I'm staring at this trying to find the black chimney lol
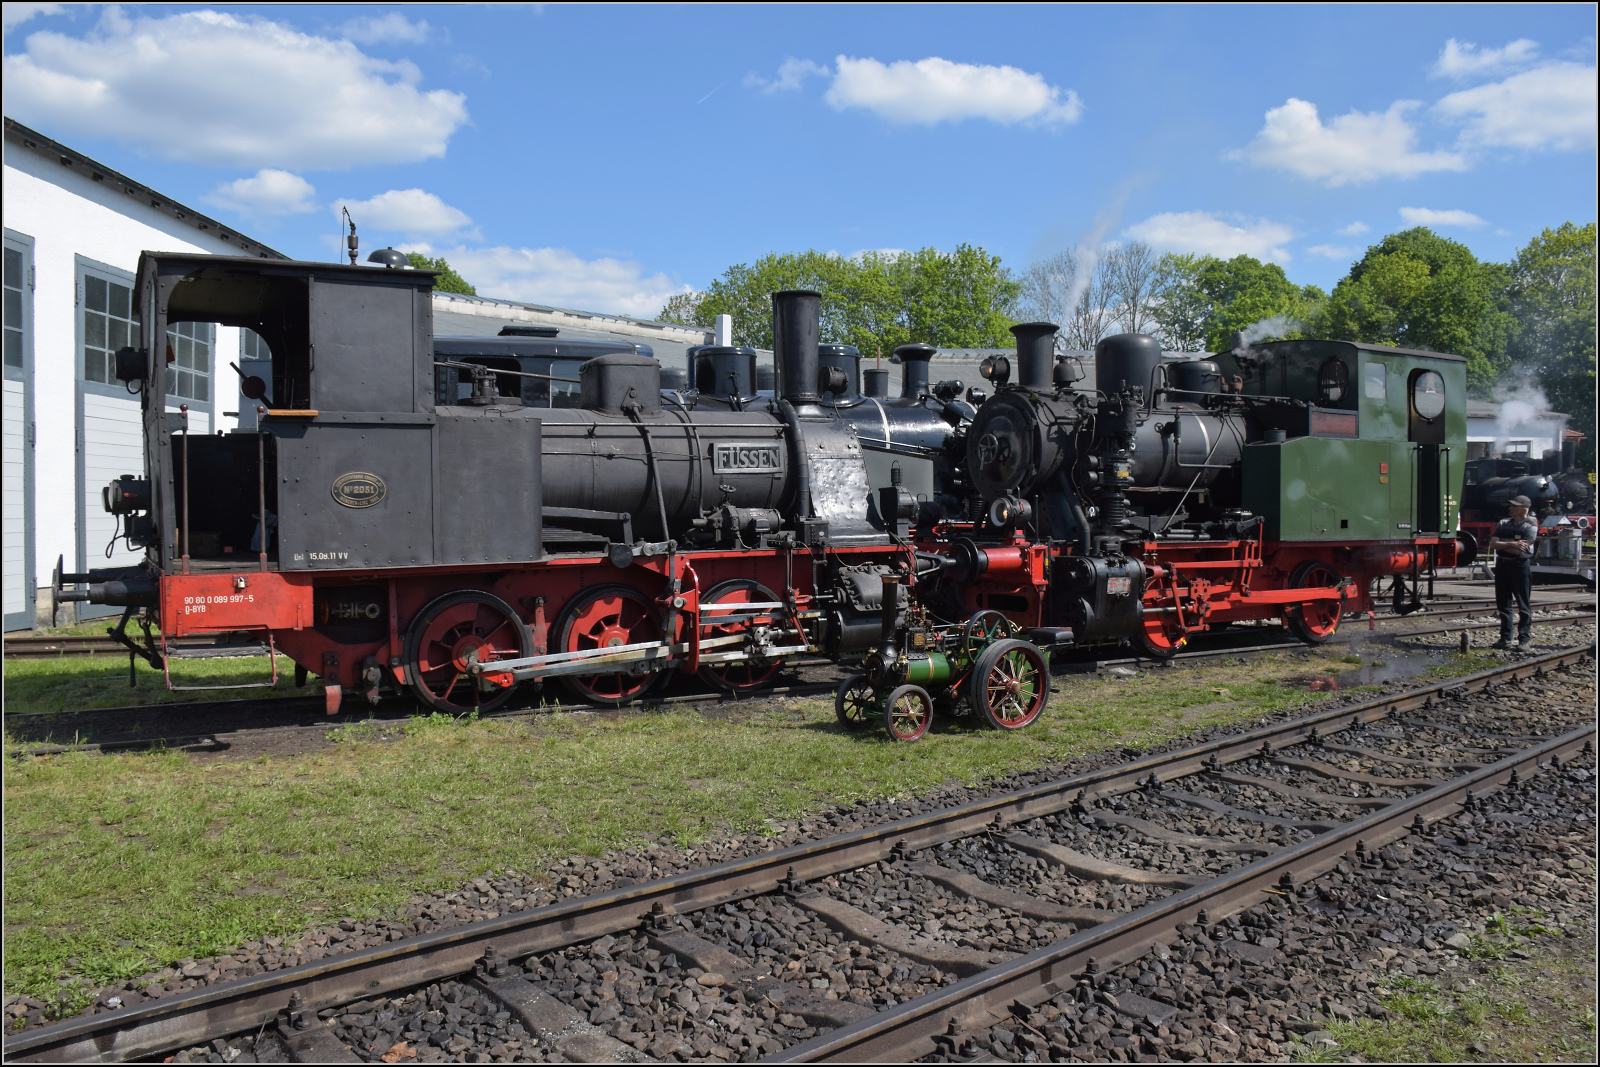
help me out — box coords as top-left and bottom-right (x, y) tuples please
(771, 290), (822, 407)
(1011, 322), (1058, 392)
(894, 342), (936, 400)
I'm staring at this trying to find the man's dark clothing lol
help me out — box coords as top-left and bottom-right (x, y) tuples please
(1492, 515), (1539, 643)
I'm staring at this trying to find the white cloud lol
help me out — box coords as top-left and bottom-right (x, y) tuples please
(1336, 221), (1370, 236)
(426, 246), (689, 319)
(3, 8), (467, 169)
(1431, 38), (1539, 79)
(744, 57), (830, 93)
(1307, 244), (1353, 259)
(338, 12), (431, 45)
(1231, 97), (1467, 185)
(2, 4), (62, 29)
(1435, 61), (1597, 151)
(1398, 207), (1487, 228)
(333, 189), (474, 237)
(1123, 211), (1294, 264)
(204, 169), (318, 218)
(824, 55), (1082, 126)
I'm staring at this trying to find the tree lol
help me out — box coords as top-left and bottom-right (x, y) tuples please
(405, 253), (476, 296)
(656, 246), (1019, 357)
(1150, 253), (1210, 352)
(1103, 241), (1162, 336)
(1193, 255), (1323, 352)
(1507, 222), (1597, 469)
(1316, 227), (1511, 392)
(657, 291), (705, 326)
(1017, 247), (1117, 351)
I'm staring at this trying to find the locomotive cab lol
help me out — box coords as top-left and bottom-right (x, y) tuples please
(105, 253), (545, 580)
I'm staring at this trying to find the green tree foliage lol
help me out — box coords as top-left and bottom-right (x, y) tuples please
(1507, 222), (1597, 469)
(1150, 253), (1323, 352)
(1316, 228), (1512, 392)
(405, 252), (477, 296)
(1150, 253), (1209, 352)
(657, 291), (704, 326)
(657, 246), (1019, 357)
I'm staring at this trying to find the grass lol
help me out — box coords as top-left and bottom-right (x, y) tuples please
(3, 654), (317, 717)
(0, 645), (1512, 1014)
(1302, 913), (1597, 1063)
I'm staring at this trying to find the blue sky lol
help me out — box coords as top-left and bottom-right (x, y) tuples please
(4, 4), (1595, 317)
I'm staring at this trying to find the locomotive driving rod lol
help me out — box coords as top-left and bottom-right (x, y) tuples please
(472, 633), (813, 685)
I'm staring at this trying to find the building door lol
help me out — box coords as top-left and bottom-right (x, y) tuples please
(4, 231), (36, 631)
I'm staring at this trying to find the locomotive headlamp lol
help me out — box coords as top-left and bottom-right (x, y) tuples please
(1411, 370), (1445, 421)
(979, 355), (1010, 385)
(988, 496), (1033, 527)
(1316, 358), (1348, 405)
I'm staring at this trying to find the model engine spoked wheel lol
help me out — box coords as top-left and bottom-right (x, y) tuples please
(960, 609), (1016, 661)
(1285, 560), (1344, 644)
(970, 638), (1049, 729)
(883, 683), (934, 742)
(404, 590), (534, 715)
(698, 579), (785, 693)
(834, 673), (878, 731)
(555, 584), (665, 706)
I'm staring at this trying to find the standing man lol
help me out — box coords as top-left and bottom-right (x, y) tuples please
(1489, 495), (1539, 652)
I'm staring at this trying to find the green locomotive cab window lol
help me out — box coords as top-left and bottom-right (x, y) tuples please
(1316, 358), (1348, 405)
(1363, 361), (1387, 400)
(1411, 370), (1445, 421)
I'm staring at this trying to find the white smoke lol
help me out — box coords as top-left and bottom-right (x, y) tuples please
(1063, 201), (1124, 315)
(1491, 369), (1561, 457)
(1231, 315), (1302, 357)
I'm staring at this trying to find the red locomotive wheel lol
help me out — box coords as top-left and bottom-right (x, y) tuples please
(1285, 561), (1343, 644)
(404, 590), (534, 714)
(698, 580), (786, 693)
(970, 638), (1049, 729)
(835, 673), (877, 730)
(883, 684), (934, 742)
(555, 584), (665, 706)
(1136, 611), (1188, 659)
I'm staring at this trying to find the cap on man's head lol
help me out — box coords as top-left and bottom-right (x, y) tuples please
(1510, 495), (1532, 508)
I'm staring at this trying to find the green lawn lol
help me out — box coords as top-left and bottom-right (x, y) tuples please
(0, 645), (1502, 1015)
(3, 653), (316, 719)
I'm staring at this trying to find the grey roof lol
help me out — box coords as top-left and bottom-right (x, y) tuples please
(1467, 399), (1568, 420)
(4, 117), (286, 259)
(432, 291), (711, 369)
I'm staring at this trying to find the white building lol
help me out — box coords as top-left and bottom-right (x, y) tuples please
(3, 117), (286, 630)
(1465, 399), (1571, 465)
(3, 118), (712, 631)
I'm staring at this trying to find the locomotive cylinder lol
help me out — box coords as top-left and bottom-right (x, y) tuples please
(1011, 322), (1059, 392)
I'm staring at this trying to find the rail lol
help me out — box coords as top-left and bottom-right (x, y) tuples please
(5, 643), (1591, 1063)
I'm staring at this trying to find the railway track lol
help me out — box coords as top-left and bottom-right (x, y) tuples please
(7, 605), (1594, 758)
(5, 595), (1589, 661)
(6, 644), (1593, 1064)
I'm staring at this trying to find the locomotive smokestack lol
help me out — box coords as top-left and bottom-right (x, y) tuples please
(772, 290), (822, 408)
(894, 343), (936, 400)
(1011, 322), (1058, 391)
